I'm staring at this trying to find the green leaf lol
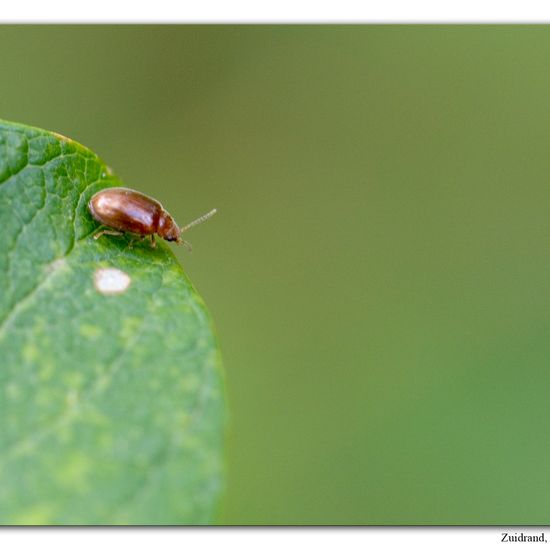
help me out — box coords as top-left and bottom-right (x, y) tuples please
(0, 120), (226, 525)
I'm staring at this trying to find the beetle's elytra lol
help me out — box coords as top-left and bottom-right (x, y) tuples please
(88, 187), (216, 249)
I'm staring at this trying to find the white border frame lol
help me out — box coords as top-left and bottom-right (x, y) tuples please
(2, 0), (550, 23)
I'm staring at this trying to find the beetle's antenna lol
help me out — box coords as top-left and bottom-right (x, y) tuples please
(180, 208), (217, 233)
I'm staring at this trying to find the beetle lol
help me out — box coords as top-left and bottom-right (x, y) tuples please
(88, 187), (216, 249)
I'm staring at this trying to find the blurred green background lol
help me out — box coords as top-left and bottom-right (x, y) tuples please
(3, 25), (550, 524)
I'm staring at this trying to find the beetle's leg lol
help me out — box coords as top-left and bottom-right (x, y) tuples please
(127, 235), (147, 250)
(93, 228), (124, 240)
(149, 234), (157, 249)
(91, 225), (107, 238)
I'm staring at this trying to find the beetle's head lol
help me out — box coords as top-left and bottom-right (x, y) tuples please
(158, 212), (181, 242)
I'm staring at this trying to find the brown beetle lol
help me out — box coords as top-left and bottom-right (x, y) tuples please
(88, 187), (216, 249)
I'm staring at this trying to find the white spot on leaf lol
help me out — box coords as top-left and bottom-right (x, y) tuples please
(93, 268), (131, 295)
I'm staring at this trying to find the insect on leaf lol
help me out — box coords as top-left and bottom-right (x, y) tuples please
(0, 119), (226, 525)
